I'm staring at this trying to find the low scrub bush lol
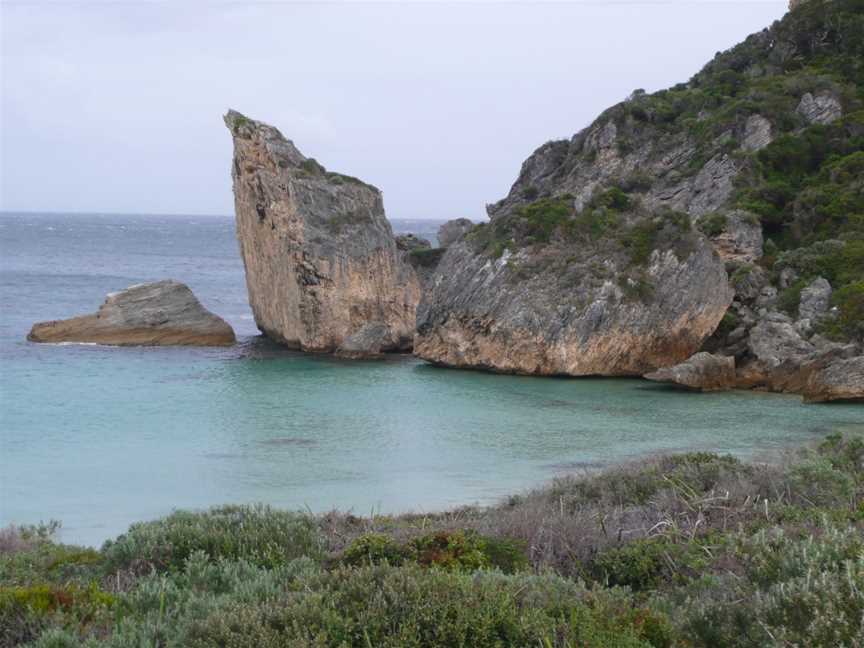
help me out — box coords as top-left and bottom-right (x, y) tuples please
(101, 504), (325, 573)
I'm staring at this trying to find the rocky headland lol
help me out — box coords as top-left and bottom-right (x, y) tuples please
(28, 280), (235, 346)
(412, 0), (863, 400)
(224, 110), (420, 358)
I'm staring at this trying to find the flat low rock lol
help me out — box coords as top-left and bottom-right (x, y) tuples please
(645, 352), (736, 391)
(28, 280), (236, 346)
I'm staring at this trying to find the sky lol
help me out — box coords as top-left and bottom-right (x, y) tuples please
(0, 0), (787, 221)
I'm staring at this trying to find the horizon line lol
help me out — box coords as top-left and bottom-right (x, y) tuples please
(0, 209), (456, 222)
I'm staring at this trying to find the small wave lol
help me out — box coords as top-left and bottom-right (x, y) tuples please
(52, 341), (102, 346)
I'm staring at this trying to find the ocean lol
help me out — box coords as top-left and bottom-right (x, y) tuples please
(1, 211), (862, 547)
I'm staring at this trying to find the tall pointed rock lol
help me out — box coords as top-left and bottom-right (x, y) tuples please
(224, 110), (420, 354)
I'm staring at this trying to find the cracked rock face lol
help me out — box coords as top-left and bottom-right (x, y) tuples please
(224, 110), (420, 354)
(796, 92), (843, 125)
(803, 356), (864, 403)
(416, 236), (732, 376)
(28, 280), (235, 346)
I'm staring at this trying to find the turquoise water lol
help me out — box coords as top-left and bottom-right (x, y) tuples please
(1, 213), (862, 547)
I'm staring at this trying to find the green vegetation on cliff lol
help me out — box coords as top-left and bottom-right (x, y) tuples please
(3, 433), (863, 647)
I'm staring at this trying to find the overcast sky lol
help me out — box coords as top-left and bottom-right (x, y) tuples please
(1, 0), (786, 220)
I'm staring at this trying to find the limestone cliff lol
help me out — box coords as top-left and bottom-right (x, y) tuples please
(224, 110), (420, 355)
(416, 0), (863, 391)
(28, 281), (235, 346)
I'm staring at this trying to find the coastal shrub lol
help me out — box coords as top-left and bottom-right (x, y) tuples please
(182, 566), (667, 648)
(9, 434), (864, 647)
(776, 278), (807, 316)
(101, 504), (325, 573)
(697, 212), (727, 237)
(408, 530), (490, 571)
(788, 456), (856, 506)
(714, 310), (740, 339)
(830, 280), (864, 340)
(516, 196), (574, 243)
(0, 583), (115, 648)
(590, 537), (710, 591)
(0, 541), (102, 588)
(681, 527), (864, 647)
(342, 533), (405, 567)
(298, 158), (326, 176)
(590, 186), (632, 212)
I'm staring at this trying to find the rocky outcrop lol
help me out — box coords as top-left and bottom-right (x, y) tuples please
(224, 110), (420, 354)
(416, 234), (733, 376)
(741, 115), (773, 152)
(645, 352), (737, 391)
(797, 277), (832, 334)
(802, 356), (864, 403)
(437, 219), (474, 248)
(796, 92), (842, 125)
(708, 211), (764, 264)
(28, 281), (235, 346)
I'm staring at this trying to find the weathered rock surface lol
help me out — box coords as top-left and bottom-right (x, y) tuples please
(797, 277), (832, 334)
(710, 211), (764, 263)
(28, 281), (235, 346)
(645, 352), (737, 391)
(335, 322), (390, 360)
(224, 110), (420, 354)
(741, 114), (773, 152)
(802, 356), (864, 403)
(747, 313), (816, 368)
(796, 91), (842, 125)
(416, 235), (733, 376)
(437, 218), (474, 248)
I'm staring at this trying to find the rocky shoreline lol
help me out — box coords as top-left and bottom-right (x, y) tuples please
(27, 2), (863, 403)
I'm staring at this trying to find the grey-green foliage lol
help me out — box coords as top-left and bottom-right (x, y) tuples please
(100, 504), (325, 573)
(681, 526), (864, 648)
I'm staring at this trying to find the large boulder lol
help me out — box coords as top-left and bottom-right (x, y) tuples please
(803, 356), (864, 403)
(645, 352), (737, 391)
(416, 229), (733, 376)
(28, 281), (235, 346)
(224, 110), (420, 354)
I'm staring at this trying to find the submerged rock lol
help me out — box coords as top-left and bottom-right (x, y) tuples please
(645, 352), (736, 391)
(224, 110), (420, 354)
(28, 281), (235, 346)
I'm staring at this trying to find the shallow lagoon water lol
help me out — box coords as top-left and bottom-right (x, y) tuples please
(1, 212), (862, 546)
